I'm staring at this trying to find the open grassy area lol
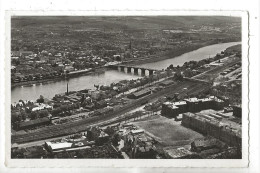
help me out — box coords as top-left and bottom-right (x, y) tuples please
(133, 116), (204, 146)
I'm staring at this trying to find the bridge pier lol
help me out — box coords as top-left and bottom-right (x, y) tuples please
(124, 67), (128, 73)
(138, 68), (142, 76)
(145, 69), (150, 76)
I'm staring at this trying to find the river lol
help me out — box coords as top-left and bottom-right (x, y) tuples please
(11, 42), (240, 103)
(138, 42), (241, 70)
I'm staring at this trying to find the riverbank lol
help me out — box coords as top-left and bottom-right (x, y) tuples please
(125, 40), (241, 66)
(11, 67), (105, 88)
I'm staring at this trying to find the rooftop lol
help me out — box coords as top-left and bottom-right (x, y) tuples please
(132, 88), (152, 97)
(45, 141), (73, 151)
(164, 147), (193, 159)
(184, 97), (199, 102)
(172, 101), (187, 106)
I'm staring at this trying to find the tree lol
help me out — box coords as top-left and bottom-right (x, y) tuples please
(169, 64), (174, 69)
(111, 133), (121, 146)
(21, 111), (26, 120)
(174, 71), (183, 81)
(39, 110), (49, 118)
(30, 111), (38, 120)
(25, 107), (32, 114)
(36, 95), (44, 104)
(51, 108), (62, 116)
(104, 126), (115, 136)
(11, 112), (21, 124)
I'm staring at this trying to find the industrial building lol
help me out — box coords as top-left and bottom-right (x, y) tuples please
(161, 96), (228, 119)
(44, 136), (95, 153)
(232, 105), (242, 118)
(161, 101), (187, 118)
(182, 112), (241, 147)
(128, 88), (152, 99)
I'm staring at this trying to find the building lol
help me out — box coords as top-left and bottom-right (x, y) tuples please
(182, 112), (241, 147)
(163, 147), (198, 159)
(89, 90), (101, 100)
(161, 102), (179, 118)
(44, 138), (93, 153)
(199, 98), (215, 110)
(87, 126), (109, 145)
(184, 97), (202, 112)
(214, 98), (226, 110)
(161, 101), (188, 119)
(191, 138), (223, 152)
(45, 141), (73, 153)
(12, 51), (34, 57)
(172, 101), (188, 113)
(18, 117), (51, 130)
(64, 65), (75, 72)
(159, 80), (174, 87)
(232, 105), (242, 118)
(128, 88), (152, 99)
(161, 96), (227, 119)
(124, 132), (157, 159)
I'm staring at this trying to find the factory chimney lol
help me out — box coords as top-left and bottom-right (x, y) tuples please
(66, 82), (69, 95)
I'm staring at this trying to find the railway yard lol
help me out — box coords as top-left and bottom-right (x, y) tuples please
(11, 79), (210, 144)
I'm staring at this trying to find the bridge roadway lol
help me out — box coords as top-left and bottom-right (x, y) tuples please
(12, 79), (210, 144)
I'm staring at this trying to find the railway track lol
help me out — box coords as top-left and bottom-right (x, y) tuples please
(12, 80), (209, 144)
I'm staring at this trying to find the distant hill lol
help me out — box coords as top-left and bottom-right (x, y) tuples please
(12, 16), (241, 31)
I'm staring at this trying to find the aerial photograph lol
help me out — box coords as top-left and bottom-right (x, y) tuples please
(10, 16), (242, 159)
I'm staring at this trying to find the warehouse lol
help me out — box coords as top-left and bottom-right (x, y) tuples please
(128, 88), (152, 99)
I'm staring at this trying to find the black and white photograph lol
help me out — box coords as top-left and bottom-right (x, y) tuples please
(1, 0), (260, 170)
(9, 15), (244, 160)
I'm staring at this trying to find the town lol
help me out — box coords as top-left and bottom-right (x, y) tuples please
(11, 16), (240, 87)
(11, 41), (242, 159)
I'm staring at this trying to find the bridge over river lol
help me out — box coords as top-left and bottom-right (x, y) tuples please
(107, 64), (159, 76)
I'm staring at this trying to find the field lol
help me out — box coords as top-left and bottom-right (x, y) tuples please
(133, 116), (204, 146)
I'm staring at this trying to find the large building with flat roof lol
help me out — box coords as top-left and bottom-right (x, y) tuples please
(162, 96), (227, 119)
(128, 88), (152, 99)
(182, 112), (241, 147)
